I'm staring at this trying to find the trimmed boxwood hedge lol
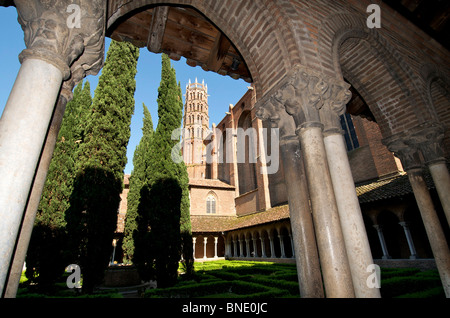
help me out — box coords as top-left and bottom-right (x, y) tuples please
(146, 261), (444, 299)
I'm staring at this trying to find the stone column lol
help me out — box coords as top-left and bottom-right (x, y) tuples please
(399, 222), (417, 259)
(214, 237), (218, 259)
(203, 237), (208, 259)
(4, 82), (72, 298)
(256, 93), (323, 297)
(278, 234), (286, 258)
(386, 137), (450, 297)
(273, 65), (354, 298)
(192, 237), (197, 259)
(320, 80), (380, 298)
(0, 0), (105, 295)
(260, 232), (267, 258)
(373, 224), (391, 259)
(233, 238), (238, 257)
(252, 237), (259, 257)
(412, 124), (450, 226)
(268, 234), (275, 258)
(245, 237), (251, 258)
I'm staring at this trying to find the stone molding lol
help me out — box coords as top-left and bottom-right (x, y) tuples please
(15, 0), (105, 81)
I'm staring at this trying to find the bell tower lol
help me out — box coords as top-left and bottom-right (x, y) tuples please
(182, 78), (209, 178)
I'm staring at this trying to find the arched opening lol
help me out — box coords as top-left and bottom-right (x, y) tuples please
(333, 27), (423, 138)
(377, 210), (407, 259)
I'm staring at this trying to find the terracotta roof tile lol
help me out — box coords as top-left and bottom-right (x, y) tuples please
(191, 171), (437, 233)
(189, 178), (235, 189)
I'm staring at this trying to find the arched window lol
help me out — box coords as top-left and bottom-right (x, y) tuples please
(206, 194), (216, 214)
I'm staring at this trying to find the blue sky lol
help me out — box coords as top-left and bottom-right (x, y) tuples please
(0, 7), (249, 174)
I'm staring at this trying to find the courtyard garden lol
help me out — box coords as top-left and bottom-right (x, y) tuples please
(16, 260), (444, 298)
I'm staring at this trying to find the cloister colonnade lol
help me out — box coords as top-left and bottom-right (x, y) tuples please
(0, 0), (449, 299)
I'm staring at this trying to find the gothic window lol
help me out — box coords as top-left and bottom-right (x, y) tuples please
(206, 194), (216, 214)
(340, 113), (360, 151)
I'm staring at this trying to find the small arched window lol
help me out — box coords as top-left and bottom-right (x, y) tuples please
(206, 194), (216, 214)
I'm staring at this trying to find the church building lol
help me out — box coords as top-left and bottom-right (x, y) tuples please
(117, 78), (446, 267)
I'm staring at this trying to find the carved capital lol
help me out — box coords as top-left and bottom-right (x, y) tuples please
(15, 0), (105, 80)
(384, 136), (422, 171)
(255, 95), (296, 140)
(320, 81), (352, 135)
(271, 65), (327, 128)
(409, 123), (446, 165)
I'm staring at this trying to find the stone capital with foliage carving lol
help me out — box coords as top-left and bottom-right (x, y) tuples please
(383, 135), (422, 171)
(408, 123), (446, 165)
(256, 65), (352, 136)
(14, 0), (105, 81)
(255, 95), (296, 141)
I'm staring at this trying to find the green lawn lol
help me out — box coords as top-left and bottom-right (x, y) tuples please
(16, 260), (445, 298)
(144, 260), (445, 298)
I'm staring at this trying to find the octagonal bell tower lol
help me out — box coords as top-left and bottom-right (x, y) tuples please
(182, 78), (209, 178)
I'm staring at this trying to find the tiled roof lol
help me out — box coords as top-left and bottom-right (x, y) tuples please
(191, 205), (290, 233)
(355, 172), (435, 204)
(189, 178), (235, 189)
(191, 171), (437, 233)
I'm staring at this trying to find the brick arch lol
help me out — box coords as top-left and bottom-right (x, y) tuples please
(318, 12), (431, 137)
(420, 63), (450, 155)
(107, 0), (300, 98)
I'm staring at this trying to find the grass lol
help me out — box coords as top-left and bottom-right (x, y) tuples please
(16, 260), (445, 298)
(145, 260), (445, 298)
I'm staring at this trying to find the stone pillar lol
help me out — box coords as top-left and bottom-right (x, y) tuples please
(320, 81), (380, 298)
(256, 93), (323, 297)
(252, 237), (258, 257)
(245, 238), (251, 258)
(412, 124), (450, 226)
(214, 237), (218, 259)
(268, 234), (275, 258)
(279, 233), (286, 258)
(0, 0), (105, 295)
(203, 237), (208, 259)
(233, 238), (238, 257)
(4, 82), (72, 298)
(192, 237), (197, 259)
(386, 136), (450, 297)
(399, 222), (417, 259)
(373, 224), (391, 259)
(260, 232), (267, 258)
(273, 65), (354, 297)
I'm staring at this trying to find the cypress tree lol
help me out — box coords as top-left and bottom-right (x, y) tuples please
(26, 80), (92, 289)
(66, 40), (139, 293)
(123, 104), (154, 263)
(135, 54), (192, 287)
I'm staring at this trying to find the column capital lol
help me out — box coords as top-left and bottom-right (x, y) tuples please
(255, 95), (296, 141)
(383, 136), (423, 171)
(256, 64), (352, 135)
(15, 0), (105, 80)
(320, 80), (352, 136)
(409, 123), (446, 165)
